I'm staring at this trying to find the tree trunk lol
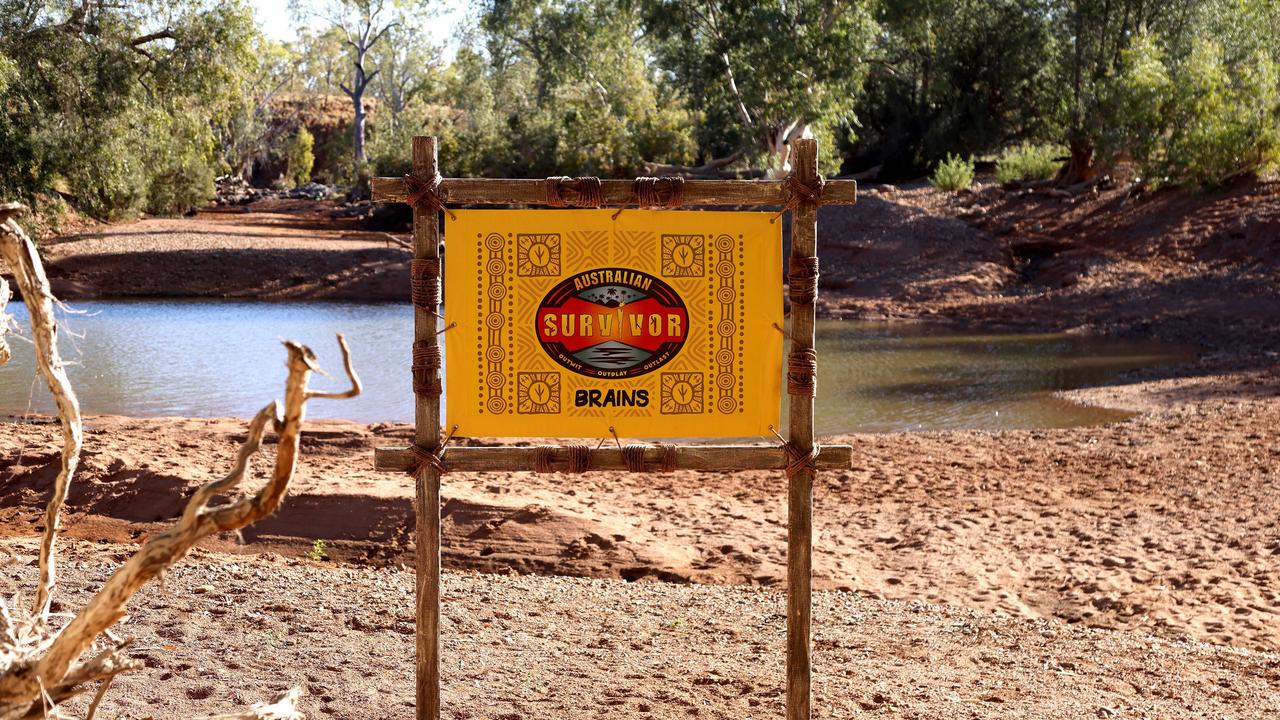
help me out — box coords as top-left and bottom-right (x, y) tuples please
(766, 121), (810, 179)
(353, 100), (367, 167)
(1059, 136), (1096, 186)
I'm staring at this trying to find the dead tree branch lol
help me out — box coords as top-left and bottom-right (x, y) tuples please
(0, 205), (354, 718)
(0, 273), (10, 370)
(0, 205), (82, 629)
(0, 337), (357, 718)
(199, 688), (302, 720)
(644, 150), (747, 178)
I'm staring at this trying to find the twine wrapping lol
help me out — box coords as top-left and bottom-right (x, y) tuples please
(659, 444), (679, 473)
(412, 340), (441, 395)
(410, 258), (440, 310)
(533, 446), (556, 473)
(403, 173), (456, 220)
(565, 444), (591, 473)
(621, 443), (680, 473)
(546, 176), (604, 208)
(408, 443), (446, 477)
(783, 172), (826, 212)
(788, 256), (820, 306)
(635, 177), (685, 209)
(782, 441), (820, 478)
(532, 444), (592, 473)
(622, 444), (647, 472)
(787, 348), (817, 398)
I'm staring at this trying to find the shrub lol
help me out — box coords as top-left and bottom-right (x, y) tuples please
(285, 126), (315, 188)
(1162, 40), (1280, 187)
(995, 143), (1062, 184)
(144, 106), (218, 216)
(930, 153), (975, 191)
(1105, 31), (1280, 188)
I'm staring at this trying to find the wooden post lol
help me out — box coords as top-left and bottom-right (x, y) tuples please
(411, 136), (443, 720)
(786, 138), (819, 720)
(372, 140), (855, 720)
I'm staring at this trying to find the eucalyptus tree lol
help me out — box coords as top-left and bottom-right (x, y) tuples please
(857, 0), (1057, 178)
(0, 0), (259, 217)
(368, 19), (442, 127)
(292, 0), (428, 167)
(1044, 0), (1280, 185)
(474, 0), (697, 177)
(637, 0), (878, 175)
(1046, 0), (1202, 183)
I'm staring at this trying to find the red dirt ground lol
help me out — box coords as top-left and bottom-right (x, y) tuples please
(2, 181), (1279, 717)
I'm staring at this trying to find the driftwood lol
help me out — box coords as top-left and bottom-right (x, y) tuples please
(0, 203), (361, 720)
(643, 150), (744, 178)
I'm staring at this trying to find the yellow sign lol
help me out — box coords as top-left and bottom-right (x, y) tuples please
(444, 209), (782, 438)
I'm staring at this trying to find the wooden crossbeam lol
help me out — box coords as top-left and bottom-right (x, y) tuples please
(371, 176), (857, 207)
(374, 444), (853, 474)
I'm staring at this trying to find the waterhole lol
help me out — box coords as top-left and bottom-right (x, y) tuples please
(1, 300), (1189, 434)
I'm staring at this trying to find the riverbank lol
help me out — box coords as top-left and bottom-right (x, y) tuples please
(3, 360), (1278, 654)
(20, 180), (1280, 349)
(30, 199), (411, 301)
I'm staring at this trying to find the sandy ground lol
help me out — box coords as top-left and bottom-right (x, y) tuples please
(3, 363), (1278, 656)
(2, 181), (1279, 716)
(1, 537), (1276, 720)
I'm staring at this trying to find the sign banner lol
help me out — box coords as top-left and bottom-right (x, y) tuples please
(444, 209), (782, 438)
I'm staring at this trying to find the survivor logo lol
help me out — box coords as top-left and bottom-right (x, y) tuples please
(536, 268), (688, 379)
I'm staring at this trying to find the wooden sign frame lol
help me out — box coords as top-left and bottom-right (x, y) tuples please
(373, 136), (856, 720)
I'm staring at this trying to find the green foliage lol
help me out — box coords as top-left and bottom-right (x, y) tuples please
(858, 0), (1059, 178)
(0, 52), (14, 93)
(1102, 22), (1280, 188)
(311, 122), (358, 185)
(309, 539), (328, 562)
(639, 0), (877, 173)
(215, 36), (300, 178)
(996, 143), (1063, 184)
(432, 1), (697, 178)
(0, 0), (259, 219)
(144, 106), (220, 215)
(286, 126), (316, 187)
(1164, 42), (1280, 186)
(930, 153), (975, 191)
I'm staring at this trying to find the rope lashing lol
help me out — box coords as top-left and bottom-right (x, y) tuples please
(410, 258), (440, 310)
(565, 444), (591, 473)
(782, 440), (821, 478)
(545, 176), (604, 208)
(532, 444), (593, 473)
(635, 176), (685, 209)
(621, 443), (680, 473)
(408, 443), (446, 477)
(411, 341), (441, 395)
(787, 348), (818, 397)
(771, 171), (828, 223)
(788, 256), (820, 306)
(783, 172), (826, 212)
(622, 444), (647, 473)
(402, 173), (457, 220)
(533, 446), (556, 473)
(659, 444), (679, 473)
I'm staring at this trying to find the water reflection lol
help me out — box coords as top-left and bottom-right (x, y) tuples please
(1, 300), (1190, 433)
